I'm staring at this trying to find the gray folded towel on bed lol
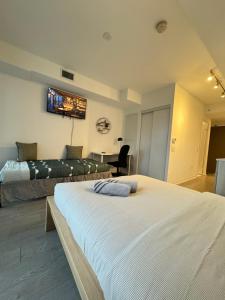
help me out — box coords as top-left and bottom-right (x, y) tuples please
(107, 179), (138, 193)
(93, 181), (131, 197)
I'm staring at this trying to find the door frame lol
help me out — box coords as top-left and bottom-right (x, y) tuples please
(198, 120), (211, 175)
(136, 105), (172, 180)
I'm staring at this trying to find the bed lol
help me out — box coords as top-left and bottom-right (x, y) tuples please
(0, 159), (111, 206)
(46, 175), (225, 300)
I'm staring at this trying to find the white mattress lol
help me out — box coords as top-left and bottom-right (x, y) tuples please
(55, 175), (225, 300)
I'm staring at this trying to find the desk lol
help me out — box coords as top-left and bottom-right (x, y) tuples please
(91, 152), (116, 163)
(91, 152), (132, 175)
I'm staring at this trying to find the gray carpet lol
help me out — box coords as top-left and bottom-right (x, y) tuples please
(0, 199), (81, 300)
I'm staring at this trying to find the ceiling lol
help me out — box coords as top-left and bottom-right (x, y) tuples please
(207, 111), (225, 125)
(178, 0), (225, 78)
(0, 0), (224, 104)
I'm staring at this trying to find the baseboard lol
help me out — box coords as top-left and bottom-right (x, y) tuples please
(173, 176), (198, 185)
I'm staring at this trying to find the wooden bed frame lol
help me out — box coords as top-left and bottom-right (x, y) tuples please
(45, 196), (104, 300)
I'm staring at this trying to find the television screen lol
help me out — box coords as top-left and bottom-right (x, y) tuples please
(47, 87), (87, 119)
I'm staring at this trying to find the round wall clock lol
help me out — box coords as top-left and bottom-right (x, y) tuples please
(96, 117), (111, 134)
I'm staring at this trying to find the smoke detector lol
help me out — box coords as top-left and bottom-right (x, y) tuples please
(155, 20), (168, 33)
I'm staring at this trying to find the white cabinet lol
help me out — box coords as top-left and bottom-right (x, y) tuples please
(215, 159), (225, 196)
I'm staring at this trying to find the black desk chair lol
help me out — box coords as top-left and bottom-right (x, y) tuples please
(108, 145), (130, 176)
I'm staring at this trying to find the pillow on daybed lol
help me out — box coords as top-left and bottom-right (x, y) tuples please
(66, 145), (83, 159)
(16, 142), (38, 161)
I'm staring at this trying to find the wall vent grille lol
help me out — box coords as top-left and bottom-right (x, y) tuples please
(61, 69), (74, 81)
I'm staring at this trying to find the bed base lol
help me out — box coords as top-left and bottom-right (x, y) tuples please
(45, 196), (104, 300)
(0, 171), (111, 207)
(0, 183), (2, 208)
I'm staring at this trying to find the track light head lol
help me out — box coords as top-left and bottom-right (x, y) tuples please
(207, 75), (213, 81)
(214, 81), (219, 89)
(207, 68), (225, 98)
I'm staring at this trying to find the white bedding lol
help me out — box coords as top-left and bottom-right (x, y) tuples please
(54, 175), (225, 300)
(0, 160), (30, 183)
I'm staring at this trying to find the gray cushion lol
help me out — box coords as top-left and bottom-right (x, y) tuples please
(16, 142), (37, 161)
(107, 179), (138, 193)
(92, 180), (131, 197)
(66, 145), (83, 159)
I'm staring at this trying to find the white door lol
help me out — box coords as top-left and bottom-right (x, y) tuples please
(139, 112), (153, 176)
(139, 107), (170, 180)
(149, 108), (170, 179)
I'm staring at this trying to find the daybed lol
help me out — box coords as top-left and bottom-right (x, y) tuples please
(46, 174), (225, 300)
(0, 159), (111, 206)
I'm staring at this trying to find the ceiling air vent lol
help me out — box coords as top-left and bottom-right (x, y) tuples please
(61, 69), (74, 81)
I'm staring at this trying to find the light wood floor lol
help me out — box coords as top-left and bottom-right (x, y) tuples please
(179, 175), (215, 193)
(0, 199), (81, 300)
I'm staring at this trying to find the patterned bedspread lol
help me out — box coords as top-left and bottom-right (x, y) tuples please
(28, 159), (111, 180)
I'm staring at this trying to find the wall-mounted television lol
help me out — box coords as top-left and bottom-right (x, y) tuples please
(47, 87), (87, 119)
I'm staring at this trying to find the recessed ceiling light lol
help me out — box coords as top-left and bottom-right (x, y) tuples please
(155, 20), (168, 34)
(102, 32), (112, 41)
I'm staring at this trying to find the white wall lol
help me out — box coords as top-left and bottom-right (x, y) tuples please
(0, 73), (124, 167)
(0, 40), (120, 103)
(167, 84), (208, 184)
(87, 100), (124, 154)
(141, 84), (175, 110)
(124, 113), (139, 174)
